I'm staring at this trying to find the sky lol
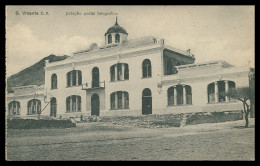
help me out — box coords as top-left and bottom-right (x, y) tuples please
(6, 5), (255, 77)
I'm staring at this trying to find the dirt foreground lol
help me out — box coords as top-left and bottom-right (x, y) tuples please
(6, 119), (255, 160)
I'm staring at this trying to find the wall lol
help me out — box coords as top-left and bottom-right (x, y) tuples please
(6, 94), (46, 118)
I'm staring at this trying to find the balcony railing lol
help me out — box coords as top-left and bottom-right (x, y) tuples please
(82, 81), (105, 90)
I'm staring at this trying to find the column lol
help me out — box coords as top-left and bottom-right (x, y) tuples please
(70, 97), (73, 112)
(35, 101), (38, 114)
(214, 81), (219, 102)
(122, 92), (125, 109)
(122, 63), (125, 80)
(225, 81), (229, 102)
(174, 86), (177, 105)
(115, 92), (118, 109)
(183, 85), (186, 105)
(115, 64), (118, 81)
(75, 96), (78, 111)
(30, 102), (33, 114)
(70, 72), (73, 86)
(76, 70), (78, 86)
(16, 102), (19, 115)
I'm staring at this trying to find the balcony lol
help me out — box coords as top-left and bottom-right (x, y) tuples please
(82, 81), (105, 90)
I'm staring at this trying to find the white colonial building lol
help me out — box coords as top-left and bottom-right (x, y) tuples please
(6, 18), (253, 119)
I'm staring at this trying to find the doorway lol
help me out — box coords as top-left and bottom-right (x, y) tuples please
(142, 88), (152, 115)
(91, 93), (100, 116)
(50, 97), (57, 117)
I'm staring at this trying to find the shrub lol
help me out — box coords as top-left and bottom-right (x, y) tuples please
(7, 119), (76, 129)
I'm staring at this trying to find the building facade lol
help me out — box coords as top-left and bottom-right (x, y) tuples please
(6, 19), (252, 119)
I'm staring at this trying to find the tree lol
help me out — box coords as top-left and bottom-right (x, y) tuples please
(224, 87), (253, 128)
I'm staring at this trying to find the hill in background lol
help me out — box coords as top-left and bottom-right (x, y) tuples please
(6, 54), (69, 93)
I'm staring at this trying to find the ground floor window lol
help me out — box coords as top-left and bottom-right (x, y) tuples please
(168, 85), (192, 106)
(110, 91), (129, 110)
(8, 101), (21, 116)
(27, 99), (41, 115)
(208, 80), (236, 103)
(66, 95), (81, 112)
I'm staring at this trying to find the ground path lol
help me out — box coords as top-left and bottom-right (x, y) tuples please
(6, 119), (255, 160)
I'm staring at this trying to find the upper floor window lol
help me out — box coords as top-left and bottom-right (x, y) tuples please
(67, 70), (82, 87)
(92, 67), (100, 88)
(108, 34), (112, 44)
(142, 59), (152, 78)
(27, 99), (41, 115)
(208, 80), (236, 103)
(66, 95), (81, 112)
(8, 101), (20, 116)
(115, 34), (120, 43)
(51, 73), (57, 89)
(110, 91), (129, 110)
(110, 63), (129, 81)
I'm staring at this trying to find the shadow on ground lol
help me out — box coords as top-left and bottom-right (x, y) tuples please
(233, 125), (255, 129)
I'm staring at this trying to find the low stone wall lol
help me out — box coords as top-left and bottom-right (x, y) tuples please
(101, 114), (182, 128)
(90, 110), (243, 128)
(185, 110), (243, 125)
(7, 119), (76, 129)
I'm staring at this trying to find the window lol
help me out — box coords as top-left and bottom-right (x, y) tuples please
(167, 87), (174, 106)
(51, 74), (57, 89)
(167, 85), (192, 106)
(27, 99), (41, 115)
(115, 34), (120, 43)
(110, 63), (129, 81)
(66, 95), (81, 112)
(110, 65), (115, 81)
(142, 59), (151, 78)
(207, 80), (236, 103)
(92, 67), (100, 88)
(67, 70), (82, 87)
(110, 91), (129, 110)
(108, 34), (112, 44)
(8, 101), (20, 116)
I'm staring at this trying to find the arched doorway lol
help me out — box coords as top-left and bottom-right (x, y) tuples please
(92, 67), (99, 88)
(142, 88), (152, 115)
(50, 97), (57, 117)
(91, 93), (100, 116)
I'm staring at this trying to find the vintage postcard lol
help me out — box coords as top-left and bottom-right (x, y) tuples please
(6, 5), (255, 160)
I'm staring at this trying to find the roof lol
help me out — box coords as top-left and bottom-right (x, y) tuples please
(121, 36), (157, 49)
(105, 18), (128, 36)
(74, 36), (193, 57)
(98, 36), (157, 50)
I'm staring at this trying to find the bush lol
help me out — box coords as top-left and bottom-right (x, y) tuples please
(7, 119), (76, 129)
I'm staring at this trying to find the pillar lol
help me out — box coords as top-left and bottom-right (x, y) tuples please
(115, 92), (118, 109)
(225, 81), (229, 102)
(183, 85), (186, 105)
(70, 72), (73, 86)
(76, 70), (78, 86)
(70, 97), (73, 112)
(122, 92), (125, 109)
(35, 100), (38, 114)
(122, 63), (125, 80)
(30, 102), (33, 114)
(16, 102), (19, 115)
(174, 86), (177, 105)
(115, 64), (118, 81)
(214, 81), (219, 102)
(75, 96), (78, 111)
